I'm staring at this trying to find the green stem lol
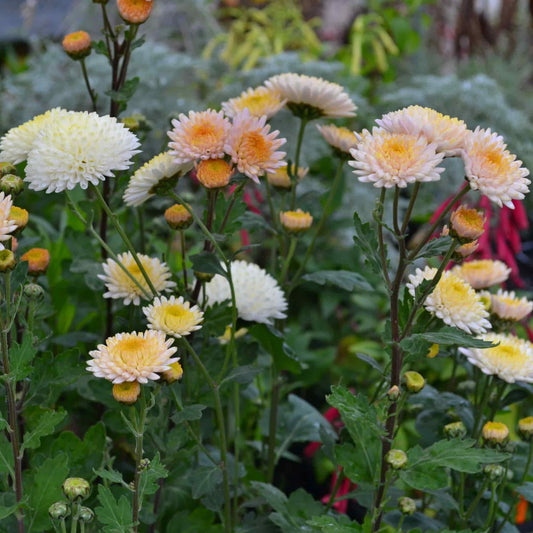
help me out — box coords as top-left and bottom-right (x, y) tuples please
(290, 118), (308, 210)
(324, 470), (344, 512)
(71, 501), (80, 533)
(79, 58), (97, 112)
(483, 483), (497, 529)
(279, 237), (297, 285)
(266, 365), (280, 483)
(400, 182), (421, 235)
(180, 230), (188, 289)
(376, 188), (391, 289)
(521, 441), (533, 484)
(60, 520), (67, 533)
(472, 375), (494, 440)
(137, 207), (146, 254)
(464, 477), (490, 522)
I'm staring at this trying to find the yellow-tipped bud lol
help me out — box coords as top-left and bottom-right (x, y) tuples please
(196, 159), (233, 189)
(387, 385), (401, 401)
(482, 421), (509, 446)
(455, 240), (479, 259)
(117, 0), (154, 24)
(385, 449), (407, 469)
(267, 165), (308, 190)
(444, 421), (467, 439)
(120, 117), (140, 132)
(10, 206), (28, 234)
(162, 362), (184, 384)
(0, 163), (17, 176)
(164, 204), (193, 230)
(0, 174), (24, 196)
(112, 381), (141, 405)
(450, 206), (485, 243)
(194, 271), (214, 282)
(403, 371), (425, 393)
(518, 417), (533, 441)
(280, 209), (313, 233)
(62, 31), (92, 60)
(0, 250), (16, 272)
(21, 248), (50, 276)
(62, 477), (90, 501)
(49, 501), (70, 520)
(399, 496), (416, 515)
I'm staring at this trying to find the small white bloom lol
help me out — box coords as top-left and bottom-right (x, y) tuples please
(0, 193), (17, 249)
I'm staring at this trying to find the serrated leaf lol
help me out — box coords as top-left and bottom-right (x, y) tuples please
(417, 235), (453, 259)
(94, 468), (127, 486)
(22, 407), (67, 452)
(191, 465), (223, 499)
(353, 212), (384, 279)
(401, 327), (496, 351)
(172, 404), (207, 425)
(238, 211), (275, 233)
(95, 485), (134, 533)
(301, 270), (372, 291)
(250, 481), (288, 513)
(190, 252), (227, 277)
(9, 335), (37, 381)
(220, 365), (262, 387)
(248, 324), (300, 374)
(139, 452), (168, 498)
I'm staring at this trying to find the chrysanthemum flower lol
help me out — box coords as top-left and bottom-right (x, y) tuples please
(460, 333), (533, 383)
(62, 31), (92, 60)
(451, 259), (511, 289)
(280, 209), (313, 232)
(349, 128), (445, 188)
(265, 73), (356, 119)
(0, 193), (17, 249)
(143, 295), (204, 338)
(25, 111), (140, 193)
(21, 248), (50, 276)
(489, 290), (533, 321)
(225, 109), (286, 183)
(267, 164), (308, 189)
(0, 108), (71, 165)
(222, 86), (286, 119)
(168, 109), (230, 164)
(407, 266), (491, 335)
(196, 159), (234, 188)
(204, 260), (287, 324)
(117, 0), (153, 24)
(450, 205), (485, 242)
(376, 106), (468, 155)
(99, 252), (175, 306)
(455, 240), (479, 259)
(462, 127), (530, 208)
(317, 124), (357, 155)
(87, 330), (178, 384)
(123, 153), (193, 207)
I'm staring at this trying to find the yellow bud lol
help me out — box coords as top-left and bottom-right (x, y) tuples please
(518, 417), (533, 441)
(385, 449), (407, 469)
(62, 477), (90, 501)
(450, 206), (485, 243)
(112, 381), (141, 405)
(427, 344), (439, 358)
(403, 371), (425, 393)
(164, 204), (193, 230)
(280, 209), (313, 233)
(162, 362), (184, 384)
(62, 31), (92, 60)
(10, 206), (28, 235)
(196, 159), (233, 189)
(0, 250), (16, 272)
(21, 248), (50, 276)
(482, 421), (509, 446)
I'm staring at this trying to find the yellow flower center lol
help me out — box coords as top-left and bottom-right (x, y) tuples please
(237, 93), (277, 115)
(240, 131), (271, 164)
(381, 137), (416, 170)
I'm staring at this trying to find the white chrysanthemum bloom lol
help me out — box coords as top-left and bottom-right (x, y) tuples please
(459, 333), (533, 383)
(221, 86), (286, 119)
(462, 127), (530, 208)
(204, 260), (287, 324)
(407, 266), (491, 335)
(489, 290), (533, 322)
(99, 252), (176, 306)
(143, 295), (204, 338)
(0, 193), (17, 250)
(317, 124), (357, 155)
(167, 109), (231, 164)
(0, 108), (71, 164)
(376, 106), (468, 155)
(87, 330), (178, 384)
(225, 109), (286, 183)
(123, 153), (193, 207)
(451, 259), (511, 289)
(24, 111), (140, 193)
(349, 128), (445, 188)
(265, 73), (357, 119)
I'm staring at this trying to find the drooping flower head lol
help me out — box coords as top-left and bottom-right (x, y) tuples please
(143, 295), (204, 338)
(451, 259), (511, 289)
(317, 124), (358, 156)
(87, 330), (178, 384)
(489, 290), (533, 322)
(265, 73), (357, 119)
(407, 266), (491, 335)
(376, 106), (468, 155)
(24, 111), (140, 193)
(460, 333), (533, 383)
(225, 109), (286, 183)
(99, 252), (176, 306)
(123, 153), (193, 207)
(222, 86), (286, 119)
(168, 109), (230, 164)
(204, 260), (287, 324)
(0, 192), (17, 249)
(462, 127), (530, 208)
(349, 128), (445, 188)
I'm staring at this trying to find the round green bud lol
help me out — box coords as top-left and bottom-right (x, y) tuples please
(385, 449), (407, 470)
(0, 174), (24, 197)
(443, 421), (467, 440)
(0, 250), (16, 272)
(194, 271), (215, 282)
(62, 477), (90, 501)
(398, 496), (416, 515)
(139, 458), (150, 471)
(0, 163), (17, 176)
(387, 385), (401, 402)
(484, 463), (505, 482)
(403, 371), (425, 393)
(120, 117), (140, 132)
(49, 500), (70, 520)
(79, 506), (94, 523)
(24, 283), (45, 300)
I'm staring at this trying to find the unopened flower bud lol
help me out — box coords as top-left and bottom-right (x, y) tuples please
(62, 477), (90, 501)
(24, 283), (45, 300)
(62, 31), (92, 60)
(10, 207), (28, 234)
(457, 380), (476, 395)
(117, 0), (154, 24)
(112, 381), (141, 405)
(484, 463), (505, 482)
(398, 496), (416, 515)
(450, 206), (485, 243)
(267, 165), (308, 190)
(196, 159), (233, 189)
(518, 417), (533, 441)
(79, 506), (94, 523)
(387, 385), (401, 401)
(194, 271), (214, 282)
(385, 449), (407, 469)
(427, 344), (439, 358)
(454, 240), (479, 260)
(280, 209), (313, 233)
(444, 421), (467, 439)
(120, 116), (140, 132)
(139, 458), (150, 471)
(403, 371), (425, 393)
(49, 501), (70, 520)
(162, 361), (183, 384)
(0, 250), (16, 272)
(0, 174), (24, 196)
(21, 248), (50, 276)
(0, 163), (17, 176)
(482, 421), (509, 446)
(164, 204), (193, 230)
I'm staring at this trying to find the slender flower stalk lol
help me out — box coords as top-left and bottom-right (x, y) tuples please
(289, 118), (308, 209)
(79, 58), (97, 112)
(131, 391), (147, 533)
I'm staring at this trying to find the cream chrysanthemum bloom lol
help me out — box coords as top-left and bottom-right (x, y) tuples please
(87, 330), (178, 384)
(222, 86), (286, 119)
(167, 109), (230, 164)
(0, 193), (17, 249)
(376, 106), (468, 155)
(0, 108), (71, 165)
(143, 295), (204, 338)
(349, 128), (445, 188)
(204, 260), (287, 324)
(265, 73), (357, 119)
(267, 164), (308, 189)
(123, 153), (193, 207)
(24, 111), (140, 193)
(225, 109), (286, 183)
(99, 252), (176, 306)
(317, 124), (357, 155)
(489, 290), (533, 322)
(407, 266), (491, 335)
(459, 333), (533, 383)
(451, 259), (511, 289)
(462, 127), (530, 208)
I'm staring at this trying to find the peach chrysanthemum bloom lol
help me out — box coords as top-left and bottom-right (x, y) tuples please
(462, 127), (530, 208)
(117, 0), (153, 24)
(489, 290), (533, 322)
(460, 333), (533, 384)
(407, 266), (491, 335)
(99, 252), (175, 306)
(450, 205), (485, 242)
(196, 159), (234, 189)
(0, 193), (17, 249)
(280, 209), (313, 232)
(225, 109), (286, 183)
(222, 86), (286, 119)
(265, 73), (356, 119)
(451, 259), (511, 289)
(168, 109), (231, 164)
(21, 248), (50, 276)
(455, 240), (479, 259)
(349, 128), (445, 188)
(267, 164), (307, 189)
(317, 124), (357, 156)
(87, 330), (178, 384)
(376, 106), (468, 155)
(62, 31), (92, 60)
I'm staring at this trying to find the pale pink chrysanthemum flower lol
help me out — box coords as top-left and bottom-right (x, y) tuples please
(0, 193), (17, 250)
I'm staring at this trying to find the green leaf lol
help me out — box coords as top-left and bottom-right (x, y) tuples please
(93, 40), (110, 58)
(301, 270), (372, 291)
(237, 211), (275, 234)
(417, 235), (453, 259)
(220, 365), (262, 387)
(95, 485), (134, 533)
(516, 482), (533, 503)
(353, 212), (384, 279)
(172, 404), (207, 425)
(401, 327), (496, 352)
(191, 465), (223, 499)
(250, 481), (288, 513)
(0, 434), (14, 476)
(9, 335), (37, 381)
(307, 515), (362, 532)
(139, 452), (168, 498)
(94, 468), (127, 487)
(190, 252), (226, 277)
(105, 77), (139, 104)
(22, 406), (67, 452)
